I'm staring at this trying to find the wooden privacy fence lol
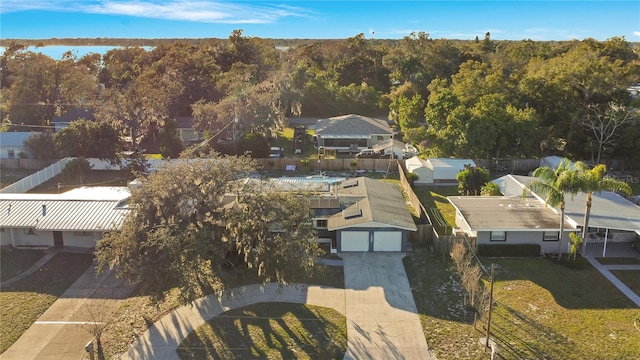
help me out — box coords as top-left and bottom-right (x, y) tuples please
(432, 234), (475, 256)
(0, 158), (45, 170)
(397, 161), (427, 221)
(255, 158), (405, 172)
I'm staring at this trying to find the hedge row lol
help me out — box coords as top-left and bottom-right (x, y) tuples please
(477, 244), (541, 257)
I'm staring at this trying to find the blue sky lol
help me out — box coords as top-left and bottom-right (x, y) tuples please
(1, 1), (639, 41)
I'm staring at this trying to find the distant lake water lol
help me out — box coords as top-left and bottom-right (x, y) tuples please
(1, 45), (153, 59)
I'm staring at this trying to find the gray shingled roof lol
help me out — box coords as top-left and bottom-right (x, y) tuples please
(328, 177), (416, 231)
(315, 114), (393, 138)
(51, 108), (95, 123)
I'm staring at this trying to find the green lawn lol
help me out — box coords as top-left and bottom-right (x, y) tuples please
(596, 257), (640, 265)
(486, 257), (640, 360)
(405, 185), (640, 359)
(0, 252), (94, 353)
(0, 248), (46, 281)
(413, 186), (458, 235)
(177, 303), (347, 360)
(609, 271), (640, 296)
(404, 241), (640, 360)
(404, 241), (485, 360)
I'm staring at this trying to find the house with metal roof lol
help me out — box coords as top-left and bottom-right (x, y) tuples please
(0, 187), (131, 248)
(312, 114), (394, 153)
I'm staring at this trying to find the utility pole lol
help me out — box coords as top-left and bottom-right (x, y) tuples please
(485, 263), (495, 349)
(233, 117), (238, 154)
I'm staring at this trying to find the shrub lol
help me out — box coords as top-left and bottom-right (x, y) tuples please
(477, 244), (541, 257)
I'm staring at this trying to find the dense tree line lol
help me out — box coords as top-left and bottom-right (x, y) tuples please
(2, 32), (639, 165)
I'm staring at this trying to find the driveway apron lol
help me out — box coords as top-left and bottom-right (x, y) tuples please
(341, 252), (434, 360)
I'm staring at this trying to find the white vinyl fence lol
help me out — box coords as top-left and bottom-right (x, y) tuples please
(0, 158), (72, 193)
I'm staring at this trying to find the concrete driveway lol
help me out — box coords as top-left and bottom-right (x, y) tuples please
(1, 264), (133, 360)
(341, 252), (434, 360)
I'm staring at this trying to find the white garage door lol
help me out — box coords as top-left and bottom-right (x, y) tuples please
(341, 231), (370, 252)
(373, 231), (402, 252)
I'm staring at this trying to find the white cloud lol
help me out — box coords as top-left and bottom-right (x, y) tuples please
(0, 0), (313, 24)
(632, 31), (640, 38)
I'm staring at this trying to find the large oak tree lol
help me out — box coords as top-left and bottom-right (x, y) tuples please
(95, 154), (321, 303)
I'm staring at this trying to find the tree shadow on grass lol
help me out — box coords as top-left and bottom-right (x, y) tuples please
(177, 302), (346, 360)
(483, 301), (582, 360)
(488, 257), (637, 309)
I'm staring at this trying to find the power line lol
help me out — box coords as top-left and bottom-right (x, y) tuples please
(2, 123), (55, 129)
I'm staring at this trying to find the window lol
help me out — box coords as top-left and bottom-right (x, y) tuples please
(490, 231), (506, 242)
(315, 219), (328, 229)
(376, 135), (384, 141)
(543, 231), (559, 241)
(7, 149), (15, 158)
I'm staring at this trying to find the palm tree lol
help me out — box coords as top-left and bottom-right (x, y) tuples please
(525, 158), (582, 261)
(574, 162), (632, 258)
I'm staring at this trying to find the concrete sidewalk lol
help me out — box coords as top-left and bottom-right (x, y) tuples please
(586, 257), (640, 307)
(2, 264), (134, 360)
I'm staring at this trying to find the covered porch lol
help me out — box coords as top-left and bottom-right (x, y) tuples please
(583, 241), (640, 259)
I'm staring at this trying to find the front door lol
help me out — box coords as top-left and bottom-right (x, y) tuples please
(53, 231), (63, 247)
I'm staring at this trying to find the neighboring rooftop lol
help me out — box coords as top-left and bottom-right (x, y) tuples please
(0, 187), (131, 231)
(0, 132), (34, 147)
(448, 196), (572, 231)
(315, 114), (393, 138)
(492, 174), (640, 232)
(51, 108), (95, 123)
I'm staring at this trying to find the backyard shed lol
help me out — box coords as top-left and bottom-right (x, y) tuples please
(405, 156), (433, 185)
(405, 157), (476, 185)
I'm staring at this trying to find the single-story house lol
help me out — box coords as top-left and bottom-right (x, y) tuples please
(405, 157), (476, 185)
(0, 132), (35, 159)
(248, 175), (416, 253)
(329, 177), (417, 252)
(312, 114), (394, 153)
(448, 195), (575, 254)
(0, 187), (130, 248)
(493, 174), (640, 255)
(51, 108), (96, 131)
(174, 117), (204, 143)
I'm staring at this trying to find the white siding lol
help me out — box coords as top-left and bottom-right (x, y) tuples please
(476, 230), (572, 253)
(8, 229), (54, 247)
(62, 231), (100, 248)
